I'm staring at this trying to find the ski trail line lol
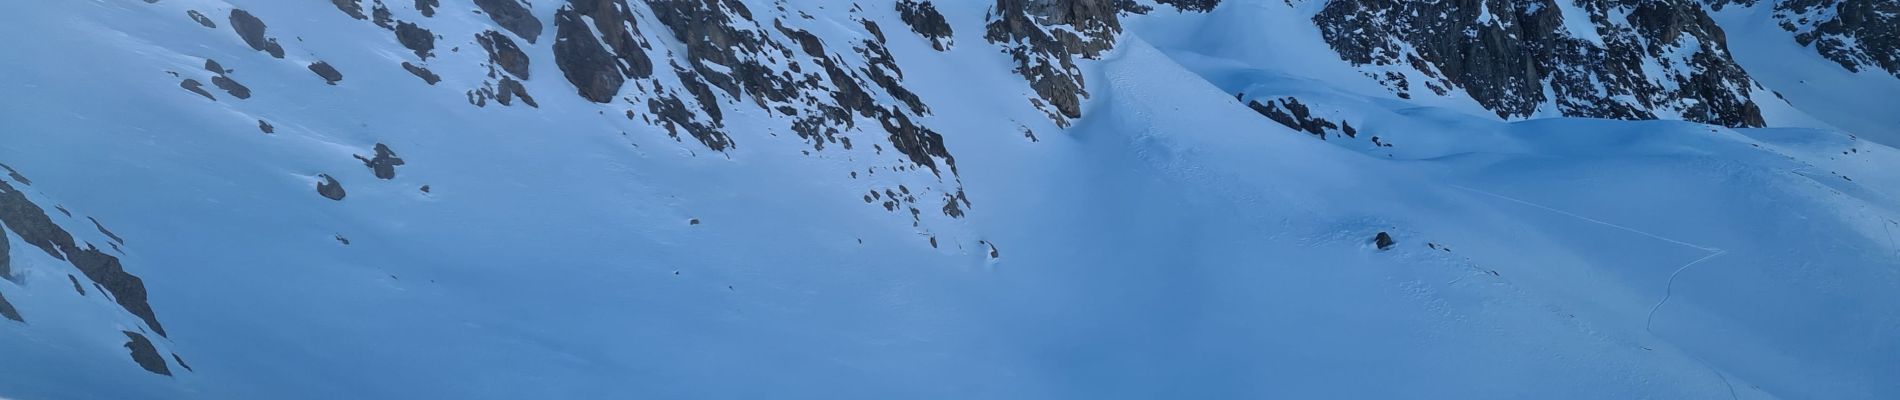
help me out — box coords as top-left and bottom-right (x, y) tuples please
(1449, 185), (1720, 252)
(1645, 250), (1727, 331)
(1453, 184), (1737, 400)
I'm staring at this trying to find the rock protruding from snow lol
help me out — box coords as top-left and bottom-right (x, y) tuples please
(354, 143), (406, 180)
(551, 0), (652, 103)
(475, 0), (542, 44)
(121, 331), (172, 376)
(1757, 0), (1900, 79)
(317, 174), (347, 201)
(309, 62), (345, 85)
(898, 1), (955, 51)
(985, 0), (1152, 125)
(0, 289), (20, 322)
(1314, 0), (1767, 128)
(228, 9), (285, 59)
(0, 177), (169, 337)
(394, 21), (435, 60)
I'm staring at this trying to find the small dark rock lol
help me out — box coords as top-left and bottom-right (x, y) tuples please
(179, 79), (216, 100)
(1374, 231), (1396, 250)
(228, 9), (285, 58)
(258, 120), (275, 134)
(353, 143), (405, 180)
(187, 10), (217, 28)
(309, 62), (344, 85)
(394, 21), (435, 59)
(171, 353), (194, 372)
(210, 75), (251, 99)
(397, 62), (439, 85)
(69, 274), (87, 295)
(316, 174), (347, 201)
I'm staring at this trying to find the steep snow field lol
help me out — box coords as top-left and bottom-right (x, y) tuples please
(3, 0), (1898, 399)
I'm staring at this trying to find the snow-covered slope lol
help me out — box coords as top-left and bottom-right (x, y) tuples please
(3, 0), (1898, 399)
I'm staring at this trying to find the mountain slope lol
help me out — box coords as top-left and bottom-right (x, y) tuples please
(3, 0), (1898, 399)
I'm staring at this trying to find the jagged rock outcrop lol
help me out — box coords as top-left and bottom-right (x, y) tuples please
(551, 0), (652, 103)
(985, 0), (1143, 124)
(1246, 96), (1349, 139)
(479, 31), (531, 79)
(0, 176), (168, 337)
(1315, 0), (1767, 128)
(1723, 0), (1900, 78)
(898, 1), (955, 51)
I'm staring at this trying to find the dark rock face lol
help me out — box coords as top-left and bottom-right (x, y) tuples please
(0, 289), (19, 322)
(229, 9), (286, 58)
(984, 0), (1145, 125)
(402, 62), (441, 85)
(476, 0), (543, 43)
(258, 119), (275, 133)
(0, 178), (168, 336)
(354, 143), (405, 180)
(1157, 0), (1223, 12)
(551, 0), (650, 103)
(394, 21), (435, 60)
(309, 62), (345, 85)
(479, 31), (531, 79)
(122, 331), (172, 376)
(317, 174), (347, 201)
(1314, 0), (1766, 128)
(186, 10), (217, 28)
(1374, 231), (1396, 250)
(1765, 0), (1900, 78)
(898, 1), (955, 51)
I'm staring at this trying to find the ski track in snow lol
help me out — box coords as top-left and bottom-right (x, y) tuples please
(1452, 184), (1739, 400)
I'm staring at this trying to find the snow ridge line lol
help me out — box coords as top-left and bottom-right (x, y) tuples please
(1452, 184), (1738, 400)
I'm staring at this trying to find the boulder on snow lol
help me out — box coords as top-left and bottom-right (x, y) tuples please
(317, 174), (347, 201)
(1373, 231), (1396, 250)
